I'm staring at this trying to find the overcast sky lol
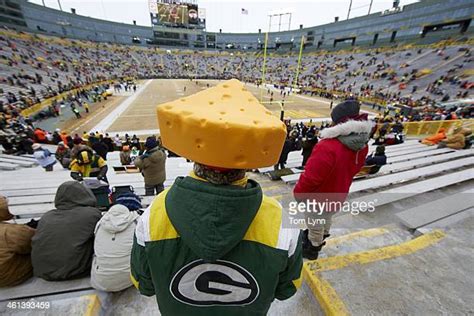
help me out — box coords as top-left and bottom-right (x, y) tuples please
(29, 0), (419, 33)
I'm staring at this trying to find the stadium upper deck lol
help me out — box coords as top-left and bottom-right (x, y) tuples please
(1, 28), (472, 117)
(0, 0), (473, 50)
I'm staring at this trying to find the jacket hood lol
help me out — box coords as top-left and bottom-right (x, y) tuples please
(54, 181), (97, 209)
(97, 204), (138, 233)
(453, 127), (472, 136)
(144, 147), (165, 163)
(166, 176), (263, 262)
(320, 120), (374, 151)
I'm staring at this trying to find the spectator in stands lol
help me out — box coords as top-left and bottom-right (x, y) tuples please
(60, 131), (69, 144)
(365, 145), (387, 167)
(33, 128), (47, 143)
(90, 136), (109, 161)
(301, 131), (318, 167)
(32, 181), (101, 281)
(91, 193), (141, 292)
(70, 137), (90, 159)
(130, 147), (140, 161)
(82, 131), (90, 141)
(69, 149), (108, 182)
(131, 82), (302, 314)
(360, 145), (388, 176)
(130, 135), (140, 149)
(438, 127), (472, 150)
(134, 136), (166, 196)
(275, 131), (301, 170)
(421, 128), (447, 146)
(32, 143), (56, 172)
(113, 134), (122, 150)
(55, 142), (71, 169)
(374, 130), (404, 146)
(103, 134), (114, 152)
(120, 145), (132, 165)
(0, 195), (35, 287)
(51, 129), (62, 144)
(294, 100), (372, 259)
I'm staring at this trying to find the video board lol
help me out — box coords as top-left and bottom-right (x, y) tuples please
(157, 3), (188, 25)
(149, 1), (204, 28)
(187, 4), (198, 25)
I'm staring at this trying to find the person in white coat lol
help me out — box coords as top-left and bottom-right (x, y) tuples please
(91, 193), (142, 292)
(32, 143), (56, 171)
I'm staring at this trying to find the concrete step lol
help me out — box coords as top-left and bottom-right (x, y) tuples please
(0, 162), (19, 170)
(0, 158), (35, 167)
(0, 154), (37, 162)
(0, 291), (98, 316)
(103, 282), (322, 316)
(303, 223), (472, 315)
(320, 226), (413, 258)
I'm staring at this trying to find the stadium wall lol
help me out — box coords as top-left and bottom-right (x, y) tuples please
(3, 0), (474, 51)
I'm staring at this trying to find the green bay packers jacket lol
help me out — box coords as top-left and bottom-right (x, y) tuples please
(131, 176), (303, 316)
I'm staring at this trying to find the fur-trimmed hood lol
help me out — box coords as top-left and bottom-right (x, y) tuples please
(320, 120), (374, 151)
(320, 120), (374, 139)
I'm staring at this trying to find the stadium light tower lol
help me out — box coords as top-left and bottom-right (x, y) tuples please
(347, 0), (353, 20)
(57, 0), (63, 11)
(268, 9), (293, 32)
(368, 0), (374, 15)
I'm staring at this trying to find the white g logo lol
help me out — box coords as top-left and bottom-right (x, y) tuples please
(170, 259), (260, 306)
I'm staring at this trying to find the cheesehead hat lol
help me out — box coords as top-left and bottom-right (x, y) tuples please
(157, 79), (286, 169)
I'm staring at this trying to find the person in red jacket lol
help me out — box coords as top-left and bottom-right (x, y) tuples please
(33, 128), (47, 143)
(294, 100), (373, 259)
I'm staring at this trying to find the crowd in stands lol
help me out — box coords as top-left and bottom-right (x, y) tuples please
(0, 127), (169, 289)
(1, 30), (473, 122)
(0, 185), (142, 291)
(1, 86), (472, 316)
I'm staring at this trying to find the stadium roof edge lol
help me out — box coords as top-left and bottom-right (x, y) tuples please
(21, 0), (460, 36)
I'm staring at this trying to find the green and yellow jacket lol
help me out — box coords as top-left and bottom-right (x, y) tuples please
(131, 174), (302, 316)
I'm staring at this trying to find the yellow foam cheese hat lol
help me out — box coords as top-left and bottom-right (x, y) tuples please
(157, 79), (287, 169)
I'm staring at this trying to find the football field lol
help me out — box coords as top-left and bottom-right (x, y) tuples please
(89, 79), (336, 136)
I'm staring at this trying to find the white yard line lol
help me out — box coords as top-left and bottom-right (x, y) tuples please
(108, 129), (160, 136)
(251, 83), (376, 118)
(89, 79), (153, 133)
(119, 114), (155, 118)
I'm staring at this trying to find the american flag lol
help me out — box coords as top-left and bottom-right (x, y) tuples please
(241, 8), (248, 15)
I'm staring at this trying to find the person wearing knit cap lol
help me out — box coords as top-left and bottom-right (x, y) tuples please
(32, 143), (56, 172)
(69, 148), (108, 182)
(70, 137), (91, 160)
(294, 100), (374, 260)
(55, 141), (71, 169)
(134, 136), (166, 196)
(120, 145), (132, 165)
(0, 194), (36, 287)
(115, 192), (142, 212)
(91, 193), (141, 292)
(131, 80), (302, 315)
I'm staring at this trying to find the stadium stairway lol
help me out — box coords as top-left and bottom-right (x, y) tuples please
(0, 154), (38, 170)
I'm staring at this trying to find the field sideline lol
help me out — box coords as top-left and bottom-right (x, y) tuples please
(87, 79), (344, 136)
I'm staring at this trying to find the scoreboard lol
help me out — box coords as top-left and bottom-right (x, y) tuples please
(149, 0), (205, 28)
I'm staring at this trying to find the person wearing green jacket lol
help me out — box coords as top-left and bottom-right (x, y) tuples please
(131, 79), (303, 316)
